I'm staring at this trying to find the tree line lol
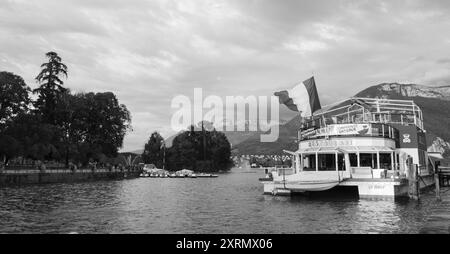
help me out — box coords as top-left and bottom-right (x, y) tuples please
(142, 122), (233, 172)
(0, 52), (131, 167)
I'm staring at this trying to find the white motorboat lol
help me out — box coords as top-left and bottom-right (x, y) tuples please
(280, 180), (341, 192)
(197, 173), (218, 178)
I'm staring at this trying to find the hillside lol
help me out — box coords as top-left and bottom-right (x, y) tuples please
(231, 115), (300, 155)
(234, 83), (450, 157)
(356, 83), (450, 157)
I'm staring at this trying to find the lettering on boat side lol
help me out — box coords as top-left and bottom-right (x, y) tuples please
(368, 184), (387, 190)
(307, 139), (353, 148)
(302, 124), (372, 139)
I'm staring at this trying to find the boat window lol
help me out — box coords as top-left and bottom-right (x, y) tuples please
(349, 153), (358, 167)
(379, 153), (392, 170)
(318, 154), (336, 171)
(359, 153), (376, 169)
(337, 154), (345, 171)
(383, 125), (390, 137)
(303, 154), (316, 171)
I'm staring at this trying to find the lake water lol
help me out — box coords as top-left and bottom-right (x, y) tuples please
(0, 168), (442, 234)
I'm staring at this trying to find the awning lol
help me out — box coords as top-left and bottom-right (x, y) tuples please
(338, 146), (394, 152)
(295, 146), (394, 154)
(294, 147), (341, 154)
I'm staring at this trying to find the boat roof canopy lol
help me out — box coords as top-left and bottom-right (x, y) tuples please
(302, 97), (425, 131)
(294, 146), (394, 154)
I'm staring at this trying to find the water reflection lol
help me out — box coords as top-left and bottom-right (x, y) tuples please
(0, 169), (438, 233)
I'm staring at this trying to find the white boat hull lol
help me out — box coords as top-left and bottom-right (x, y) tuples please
(280, 180), (340, 191)
(267, 171), (346, 193)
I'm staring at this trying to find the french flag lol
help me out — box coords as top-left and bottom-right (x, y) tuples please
(274, 76), (322, 117)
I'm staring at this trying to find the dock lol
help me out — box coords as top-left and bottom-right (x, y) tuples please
(438, 166), (450, 187)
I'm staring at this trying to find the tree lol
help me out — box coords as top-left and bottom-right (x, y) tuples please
(165, 124), (233, 172)
(0, 53), (133, 167)
(34, 51), (68, 124)
(0, 71), (30, 128)
(209, 130), (232, 171)
(52, 91), (131, 165)
(2, 112), (60, 161)
(142, 132), (165, 168)
(0, 134), (21, 164)
(83, 92), (131, 158)
(53, 90), (82, 166)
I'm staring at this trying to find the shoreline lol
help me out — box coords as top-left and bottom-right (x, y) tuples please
(0, 168), (141, 187)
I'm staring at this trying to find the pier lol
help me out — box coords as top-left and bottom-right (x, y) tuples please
(438, 166), (450, 187)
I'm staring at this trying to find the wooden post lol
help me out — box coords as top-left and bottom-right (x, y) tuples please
(408, 164), (420, 200)
(415, 164), (420, 200)
(434, 162), (441, 201)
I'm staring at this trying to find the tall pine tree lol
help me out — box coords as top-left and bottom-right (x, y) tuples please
(34, 51), (68, 124)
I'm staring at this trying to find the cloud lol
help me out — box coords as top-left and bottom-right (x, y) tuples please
(1, 0), (450, 151)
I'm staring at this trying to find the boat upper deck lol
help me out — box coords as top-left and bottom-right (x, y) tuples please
(299, 97), (424, 141)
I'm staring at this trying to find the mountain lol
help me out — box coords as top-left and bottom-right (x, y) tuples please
(126, 149), (144, 155)
(234, 83), (450, 157)
(357, 83), (450, 100)
(356, 83), (450, 156)
(231, 116), (300, 155)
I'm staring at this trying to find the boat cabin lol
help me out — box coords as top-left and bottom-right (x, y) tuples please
(288, 97), (430, 179)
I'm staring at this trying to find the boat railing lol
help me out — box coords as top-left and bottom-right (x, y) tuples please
(348, 163), (433, 180)
(302, 97), (424, 131)
(299, 122), (399, 141)
(301, 112), (423, 132)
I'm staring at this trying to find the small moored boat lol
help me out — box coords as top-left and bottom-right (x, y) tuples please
(197, 173), (219, 178)
(280, 180), (341, 192)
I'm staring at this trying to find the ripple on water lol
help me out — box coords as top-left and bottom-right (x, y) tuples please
(0, 169), (439, 233)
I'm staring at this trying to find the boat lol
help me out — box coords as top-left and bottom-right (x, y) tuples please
(139, 172), (150, 177)
(261, 97), (437, 198)
(176, 169), (193, 177)
(189, 174), (197, 178)
(197, 173), (218, 178)
(279, 180), (340, 191)
(258, 174), (273, 182)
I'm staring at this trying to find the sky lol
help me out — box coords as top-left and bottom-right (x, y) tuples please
(1, 0), (450, 152)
